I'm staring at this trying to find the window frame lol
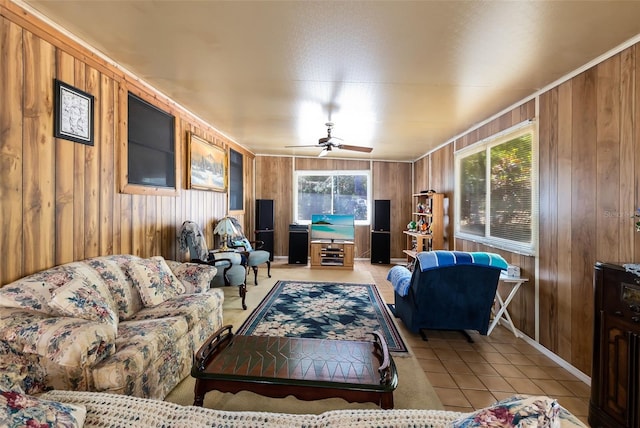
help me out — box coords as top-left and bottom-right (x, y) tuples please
(454, 121), (538, 255)
(293, 170), (372, 226)
(119, 89), (180, 196)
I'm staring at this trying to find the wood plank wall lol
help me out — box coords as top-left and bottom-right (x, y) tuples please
(416, 44), (640, 377)
(0, 4), (254, 286)
(255, 156), (412, 259)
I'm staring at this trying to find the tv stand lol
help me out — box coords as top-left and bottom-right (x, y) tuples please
(310, 241), (354, 270)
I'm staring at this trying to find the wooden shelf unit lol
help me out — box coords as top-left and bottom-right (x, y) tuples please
(310, 241), (354, 270)
(403, 192), (444, 261)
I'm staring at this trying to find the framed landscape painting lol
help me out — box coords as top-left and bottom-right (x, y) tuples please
(187, 132), (227, 192)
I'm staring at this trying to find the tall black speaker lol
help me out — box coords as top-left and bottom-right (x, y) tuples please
(255, 230), (274, 261)
(288, 224), (309, 264)
(371, 231), (390, 264)
(373, 199), (391, 232)
(256, 199), (274, 230)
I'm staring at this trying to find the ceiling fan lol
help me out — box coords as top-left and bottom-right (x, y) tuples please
(286, 122), (373, 157)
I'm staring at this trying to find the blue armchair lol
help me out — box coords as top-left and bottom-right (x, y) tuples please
(178, 221), (249, 309)
(225, 217), (271, 285)
(387, 251), (507, 341)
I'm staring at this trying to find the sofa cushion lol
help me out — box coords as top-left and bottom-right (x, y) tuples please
(0, 261), (116, 316)
(84, 255), (144, 320)
(0, 388), (86, 428)
(0, 308), (116, 370)
(123, 256), (186, 307)
(0, 280), (55, 315)
(130, 289), (224, 331)
(48, 277), (119, 332)
(91, 317), (189, 393)
(168, 262), (217, 294)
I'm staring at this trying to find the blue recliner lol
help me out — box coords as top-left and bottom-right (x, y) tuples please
(387, 251), (507, 341)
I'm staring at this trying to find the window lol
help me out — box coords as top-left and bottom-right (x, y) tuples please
(294, 170), (370, 224)
(228, 148), (243, 211)
(455, 122), (537, 255)
(127, 93), (175, 188)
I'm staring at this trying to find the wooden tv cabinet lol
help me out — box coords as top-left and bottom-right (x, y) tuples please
(310, 241), (354, 270)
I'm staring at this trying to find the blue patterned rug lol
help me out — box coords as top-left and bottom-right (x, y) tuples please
(236, 280), (408, 353)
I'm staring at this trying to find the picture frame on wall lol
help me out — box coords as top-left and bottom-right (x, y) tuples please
(54, 79), (94, 146)
(187, 131), (227, 192)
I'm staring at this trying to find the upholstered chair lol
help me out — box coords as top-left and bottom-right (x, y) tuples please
(223, 217), (271, 285)
(178, 221), (249, 309)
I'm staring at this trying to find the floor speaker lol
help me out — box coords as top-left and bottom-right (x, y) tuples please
(371, 232), (390, 264)
(255, 230), (274, 261)
(256, 199), (274, 230)
(288, 225), (309, 264)
(373, 200), (391, 232)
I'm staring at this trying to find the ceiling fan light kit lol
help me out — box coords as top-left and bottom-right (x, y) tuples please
(285, 121), (373, 157)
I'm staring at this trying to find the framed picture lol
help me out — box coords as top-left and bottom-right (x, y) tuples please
(187, 132), (227, 192)
(54, 79), (94, 145)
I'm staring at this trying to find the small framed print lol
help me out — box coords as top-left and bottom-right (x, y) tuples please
(54, 79), (95, 146)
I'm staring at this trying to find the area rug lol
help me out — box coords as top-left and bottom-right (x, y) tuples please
(235, 280), (408, 353)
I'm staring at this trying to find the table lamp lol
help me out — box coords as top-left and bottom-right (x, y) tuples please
(214, 217), (238, 251)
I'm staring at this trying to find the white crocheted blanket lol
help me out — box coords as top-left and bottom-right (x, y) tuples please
(40, 390), (461, 427)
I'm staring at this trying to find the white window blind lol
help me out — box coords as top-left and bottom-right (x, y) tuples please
(294, 170), (371, 225)
(455, 122), (537, 255)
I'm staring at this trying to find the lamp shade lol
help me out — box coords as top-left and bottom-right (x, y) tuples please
(214, 217), (239, 250)
(214, 217), (238, 236)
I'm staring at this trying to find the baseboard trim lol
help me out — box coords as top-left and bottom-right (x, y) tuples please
(515, 327), (591, 386)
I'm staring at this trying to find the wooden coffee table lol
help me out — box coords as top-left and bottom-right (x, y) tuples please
(191, 325), (398, 409)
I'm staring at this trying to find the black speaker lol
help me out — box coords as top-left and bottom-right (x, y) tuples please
(288, 224), (309, 264)
(373, 200), (391, 232)
(256, 199), (274, 230)
(255, 230), (274, 261)
(371, 231), (390, 264)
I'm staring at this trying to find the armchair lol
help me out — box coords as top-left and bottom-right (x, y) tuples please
(178, 221), (249, 309)
(387, 250), (508, 342)
(224, 217), (271, 285)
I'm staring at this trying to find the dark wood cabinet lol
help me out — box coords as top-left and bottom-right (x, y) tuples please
(590, 262), (640, 428)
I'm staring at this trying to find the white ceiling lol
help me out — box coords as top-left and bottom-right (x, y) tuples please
(18, 0), (640, 161)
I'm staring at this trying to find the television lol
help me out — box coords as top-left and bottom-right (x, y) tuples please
(310, 214), (355, 242)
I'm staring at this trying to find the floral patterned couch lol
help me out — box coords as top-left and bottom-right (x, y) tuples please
(0, 254), (224, 400)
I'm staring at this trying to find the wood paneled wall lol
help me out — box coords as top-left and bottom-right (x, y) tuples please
(0, 5), (254, 286)
(416, 43), (640, 377)
(255, 156), (412, 259)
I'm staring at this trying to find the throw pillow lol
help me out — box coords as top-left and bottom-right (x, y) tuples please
(0, 388), (86, 428)
(123, 256), (186, 307)
(48, 277), (119, 332)
(232, 238), (253, 252)
(452, 395), (560, 428)
(0, 341), (48, 395)
(170, 263), (217, 294)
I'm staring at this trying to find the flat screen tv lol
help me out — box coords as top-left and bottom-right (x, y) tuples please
(310, 214), (355, 242)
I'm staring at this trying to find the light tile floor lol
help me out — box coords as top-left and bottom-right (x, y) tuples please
(364, 259), (590, 425)
(270, 258), (590, 425)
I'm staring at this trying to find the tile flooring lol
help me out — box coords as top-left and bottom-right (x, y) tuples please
(269, 258), (590, 424)
(362, 259), (591, 425)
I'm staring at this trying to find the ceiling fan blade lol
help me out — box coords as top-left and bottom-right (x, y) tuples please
(338, 144), (373, 153)
(285, 144), (324, 148)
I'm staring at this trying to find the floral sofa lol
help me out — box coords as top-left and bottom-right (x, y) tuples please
(0, 254), (224, 400)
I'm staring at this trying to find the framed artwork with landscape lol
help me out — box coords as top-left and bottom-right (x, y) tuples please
(187, 132), (227, 192)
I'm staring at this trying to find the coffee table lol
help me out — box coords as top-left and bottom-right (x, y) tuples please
(191, 325), (398, 409)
